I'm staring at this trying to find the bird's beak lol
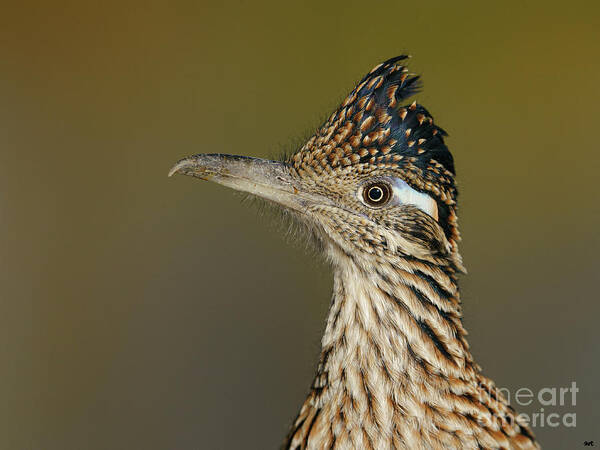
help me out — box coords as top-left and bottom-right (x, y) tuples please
(168, 153), (308, 212)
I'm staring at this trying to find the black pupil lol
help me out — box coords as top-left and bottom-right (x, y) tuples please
(369, 186), (383, 202)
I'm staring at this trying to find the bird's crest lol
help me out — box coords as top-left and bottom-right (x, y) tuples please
(289, 56), (460, 250)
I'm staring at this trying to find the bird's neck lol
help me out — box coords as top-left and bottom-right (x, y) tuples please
(319, 250), (478, 396)
(286, 250), (483, 447)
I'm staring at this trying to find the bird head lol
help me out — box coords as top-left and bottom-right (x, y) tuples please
(169, 56), (463, 271)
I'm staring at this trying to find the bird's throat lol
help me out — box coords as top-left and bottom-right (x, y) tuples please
(324, 249), (475, 376)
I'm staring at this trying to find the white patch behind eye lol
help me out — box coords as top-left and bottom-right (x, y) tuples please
(391, 178), (438, 220)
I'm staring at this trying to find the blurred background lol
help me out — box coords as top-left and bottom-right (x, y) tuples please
(1, 1), (599, 449)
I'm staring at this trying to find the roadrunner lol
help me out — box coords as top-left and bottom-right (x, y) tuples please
(169, 56), (540, 449)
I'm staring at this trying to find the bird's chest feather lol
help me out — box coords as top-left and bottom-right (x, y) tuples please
(285, 263), (538, 450)
(298, 276), (465, 448)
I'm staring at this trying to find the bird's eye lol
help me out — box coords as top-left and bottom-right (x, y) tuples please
(362, 182), (391, 207)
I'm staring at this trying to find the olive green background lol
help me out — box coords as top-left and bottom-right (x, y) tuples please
(1, 1), (599, 449)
